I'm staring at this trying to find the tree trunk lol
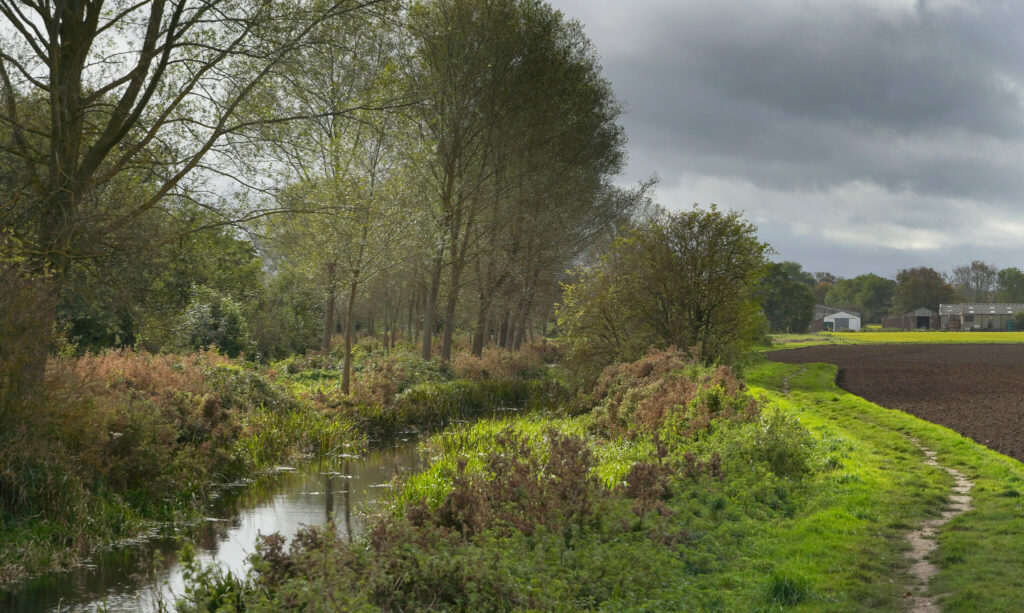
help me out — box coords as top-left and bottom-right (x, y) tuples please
(341, 273), (360, 395)
(471, 299), (489, 357)
(421, 253), (443, 360)
(0, 270), (57, 423)
(440, 254), (465, 362)
(498, 306), (511, 348)
(321, 262), (337, 352)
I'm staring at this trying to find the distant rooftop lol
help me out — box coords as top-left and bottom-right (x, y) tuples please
(814, 304), (861, 319)
(939, 303), (1024, 316)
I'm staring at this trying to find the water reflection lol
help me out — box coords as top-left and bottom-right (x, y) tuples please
(1, 439), (423, 612)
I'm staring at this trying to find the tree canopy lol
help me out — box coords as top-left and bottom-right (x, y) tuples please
(557, 206), (769, 376)
(891, 267), (954, 314)
(761, 262), (815, 333)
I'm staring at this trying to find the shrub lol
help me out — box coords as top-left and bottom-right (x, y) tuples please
(452, 346), (546, 381)
(175, 286), (254, 357)
(727, 407), (816, 480)
(588, 349), (758, 443)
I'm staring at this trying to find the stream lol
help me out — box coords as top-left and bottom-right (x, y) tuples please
(1, 438), (424, 612)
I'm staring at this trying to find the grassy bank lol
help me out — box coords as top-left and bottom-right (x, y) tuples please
(177, 351), (1024, 611)
(770, 330), (1024, 350)
(0, 343), (568, 590)
(271, 343), (571, 438)
(750, 362), (1024, 611)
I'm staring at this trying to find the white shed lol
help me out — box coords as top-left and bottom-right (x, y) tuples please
(824, 311), (861, 331)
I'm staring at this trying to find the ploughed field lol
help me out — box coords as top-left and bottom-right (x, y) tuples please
(766, 344), (1024, 462)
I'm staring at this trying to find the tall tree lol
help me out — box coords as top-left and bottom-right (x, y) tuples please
(997, 267), (1024, 303)
(950, 260), (998, 302)
(0, 0), (389, 410)
(761, 262), (815, 333)
(825, 274), (895, 324)
(812, 272), (837, 303)
(558, 205), (769, 376)
(891, 267), (954, 314)
(408, 0), (625, 361)
(246, 3), (414, 392)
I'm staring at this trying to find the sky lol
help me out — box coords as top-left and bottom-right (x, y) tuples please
(546, 0), (1024, 278)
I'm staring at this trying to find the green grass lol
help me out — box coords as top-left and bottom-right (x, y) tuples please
(747, 361), (1024, 611)
(383, 363), (979, 610)
(176, 355), (1024, 611)
(769, 330), (1024, 350)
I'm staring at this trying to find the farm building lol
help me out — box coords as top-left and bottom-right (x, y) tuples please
(939, 304), (1024, 331)
(883, 308), (940, 330)
(809, 305), (862, 332)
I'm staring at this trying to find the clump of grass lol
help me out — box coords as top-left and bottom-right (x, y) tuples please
(765, 569), (811, 605)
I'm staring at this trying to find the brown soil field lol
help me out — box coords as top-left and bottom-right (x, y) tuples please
(765, 344), (1024, 462)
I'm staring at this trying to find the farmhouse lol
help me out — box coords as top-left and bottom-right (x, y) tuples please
(809, 305), (862, 332)
(883, 308), (939, 330)
(939, 303), (1024, 331)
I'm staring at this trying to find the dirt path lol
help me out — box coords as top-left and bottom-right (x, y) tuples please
(903, 439), (974, 613)
(779, 366), (804, 395)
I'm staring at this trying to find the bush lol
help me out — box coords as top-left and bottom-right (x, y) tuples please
(175, 286), (254, 357)
(727, 407), (816, 480)
(452, 346), (546, 381)
(587, 349), (758, 444)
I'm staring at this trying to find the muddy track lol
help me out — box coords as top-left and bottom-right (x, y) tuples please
(766, 344), (1024, 462)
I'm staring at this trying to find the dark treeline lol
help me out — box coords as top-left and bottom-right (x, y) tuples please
(760, 259), (1024, 331)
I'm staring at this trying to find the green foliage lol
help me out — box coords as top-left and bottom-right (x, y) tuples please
(824, 273), (895, 324)
(891, 266), (954, 314)
(182, 351), (825, 611)
(0, 350), (356, 586)
(726, 407), (816, 479)
(174, 286), (254, 358)
(761, 262), (816, 332)
(557, 205), (770, 378)
(997, 267), (1024, 303)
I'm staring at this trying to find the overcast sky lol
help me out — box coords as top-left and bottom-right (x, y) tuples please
(546, 0), (1024, 278)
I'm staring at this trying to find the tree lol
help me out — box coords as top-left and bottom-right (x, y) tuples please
(812, 272), (837, 303)
(761, 262), (815, 333)
(891, 267), (954, 314)
(950, 260), (998, 302)
(247, 3), (415, 392)
(825, 274), (895, 324)
(0, 0), (390, 410)
(997, 267), (1024, 303)
(408, 0), (625, 361)
(557, 205), (769, 376)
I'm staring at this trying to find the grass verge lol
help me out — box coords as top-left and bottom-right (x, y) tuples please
(749, 361), (1024, 611)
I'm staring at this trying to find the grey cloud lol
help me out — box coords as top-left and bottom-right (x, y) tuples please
(548, 0), (1024, 273)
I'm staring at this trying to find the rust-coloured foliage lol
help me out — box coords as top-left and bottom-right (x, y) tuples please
(589, 348), (758, 439)
(415, 427), (599, 538)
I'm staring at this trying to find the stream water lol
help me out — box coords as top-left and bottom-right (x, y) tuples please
(1, 438), (424, 612)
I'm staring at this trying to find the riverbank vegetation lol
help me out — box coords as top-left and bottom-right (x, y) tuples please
(176, 354), (1024, 611)
(0, 342), (568, 588)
